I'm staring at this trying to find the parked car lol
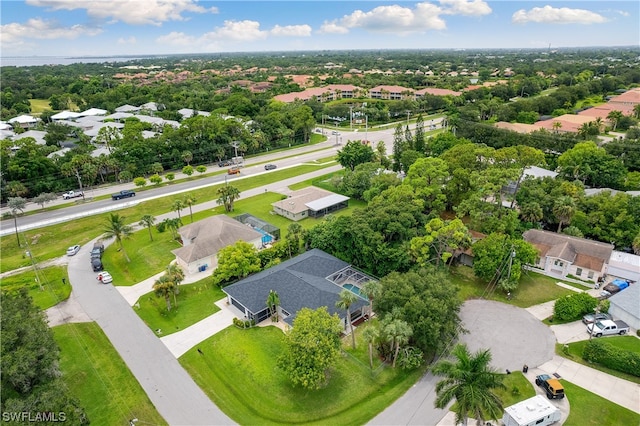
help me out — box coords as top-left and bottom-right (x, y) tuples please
(582, 312), (612, 325)
(264, 164), (277, 170)
(66, 245), (81, 256)
(586, 319), (629, 337)
(535, 374), (565, 400)
(97, 271), (113, 284)
(91, 257), (103, 272)
(228, 166), (241, 175)
(218, 160), (232, 167)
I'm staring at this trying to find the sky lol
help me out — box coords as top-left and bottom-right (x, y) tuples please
(0, 0), (638, 57)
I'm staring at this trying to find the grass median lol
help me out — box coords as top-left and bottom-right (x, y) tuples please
(0, 265), (71, 309)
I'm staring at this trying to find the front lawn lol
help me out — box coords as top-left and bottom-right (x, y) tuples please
(450, 265), (575, 307)
(180, 326), (424, 425)
(53, 323), (166, 425)
(557, 336), (640, 384)
(562, 380), (640, 426)
(0, 265), (71, 309)
(135, 278), (225, 335)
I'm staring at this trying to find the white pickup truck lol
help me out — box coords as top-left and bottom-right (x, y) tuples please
(62, 190), (84, 200)
(586, 319), (629, 337)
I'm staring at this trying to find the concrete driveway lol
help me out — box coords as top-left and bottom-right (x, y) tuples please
(370, 300), (556, 425)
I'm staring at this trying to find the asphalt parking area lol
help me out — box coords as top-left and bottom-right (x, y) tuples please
(459, 300), (556, 372)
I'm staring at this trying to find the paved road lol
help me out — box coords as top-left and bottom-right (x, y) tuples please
(67, 242), (234, 425)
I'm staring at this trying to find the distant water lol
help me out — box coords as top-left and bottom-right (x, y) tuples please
(1, 56), (149, 67)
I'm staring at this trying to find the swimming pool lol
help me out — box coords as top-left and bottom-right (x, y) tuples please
(254, 228), (273, 244)
(343, 283), (367, 300)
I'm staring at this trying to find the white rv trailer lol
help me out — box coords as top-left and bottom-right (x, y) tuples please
(502, 395), (561, 426)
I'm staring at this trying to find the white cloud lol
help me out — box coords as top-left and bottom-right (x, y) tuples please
(0, 18), (102, 45)
(117, 36), (137, 45)
(439, 0), (492, 16)
(512, 5), (607, 24)
(203, 20), (268, 42)
(26, 0), (218, 26)
(318, 21), (349, 35)
(156, 31), (195, 46)
(333, 3), (446, 34)
(270, 24), (312, 37)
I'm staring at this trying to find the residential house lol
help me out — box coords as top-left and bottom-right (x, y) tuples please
(172, 215), (265, 274)
(368, 85), (415, 100)
(8, 114), (39, 129)
(606, 251), (640, 284)
(523, 229), (614, 283)
(222, 249), (371, 327)
(607, 282), (639, 330)
(51, 110), (81, 121)
(272, 187), (349, 221)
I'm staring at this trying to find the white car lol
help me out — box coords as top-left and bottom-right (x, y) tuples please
(97, 271), (113, 284)
(66, 245), (81, 256)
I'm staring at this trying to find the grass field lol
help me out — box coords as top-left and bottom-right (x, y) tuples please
(29, 98), (52, 114)
(0, 265), (71, 309)
(562, 380), (640, 426)
(180, 325), (425, 425)
(557, 336), (640, 384)
(53, 323), (166, 425)
(450, 265), (575, 308)
(135, 278), (225, 336)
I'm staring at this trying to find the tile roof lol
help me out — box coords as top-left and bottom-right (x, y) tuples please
(415, 88), (462, 97)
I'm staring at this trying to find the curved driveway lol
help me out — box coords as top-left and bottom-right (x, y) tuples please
(370, 300), (556, 425)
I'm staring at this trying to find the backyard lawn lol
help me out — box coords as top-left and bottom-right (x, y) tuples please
(53, 322), (166, 426)
(450, 265), (576, 308)
(0, 265), (71, 309)
(558, 336), (640, 384)
(135, 278), (226, 335)
(180, 326), (424, 425)
(562, 380), (640, 426)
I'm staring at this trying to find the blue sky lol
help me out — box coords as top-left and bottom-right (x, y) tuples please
(0, 1), (638, 57)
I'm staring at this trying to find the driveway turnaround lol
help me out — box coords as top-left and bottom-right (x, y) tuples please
(370, 300), (556, 425)
(67, 243), (234, 425)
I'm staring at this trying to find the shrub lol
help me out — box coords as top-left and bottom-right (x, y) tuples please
(133, 177), (147, 188)
(553, 292), (598, 322)
(149, 174), (163, 186)
(182, 165), (194, 176)
(196, 165), (207, 174)
(166, 172), (175, 181)
(233, 317), (255, 329)
(583, 339), (640, 377)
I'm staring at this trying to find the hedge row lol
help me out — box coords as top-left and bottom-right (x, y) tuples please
(233, 317), (255, 329)
(583, 339), (640, 377)
(553, 292), (600, 321)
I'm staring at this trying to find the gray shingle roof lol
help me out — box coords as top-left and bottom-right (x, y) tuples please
(223, 249), (369, 325)
(609, 282), (639, 319)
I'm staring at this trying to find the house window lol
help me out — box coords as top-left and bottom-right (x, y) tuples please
(554, 259), (563, 267)
(588, 271), (594, 279)
(576, 268), (582, 276)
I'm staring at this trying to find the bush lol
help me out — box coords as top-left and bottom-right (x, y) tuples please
(133, 177), (147, 187)
(583, 339), (640, 377)
(553, 292), (598, 322)
(166, 172), (175, 181)
(233, 317), (255, 329)
(149, 174), (163, 186)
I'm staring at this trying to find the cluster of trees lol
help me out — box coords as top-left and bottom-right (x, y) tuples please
(1, 289), (89, 424)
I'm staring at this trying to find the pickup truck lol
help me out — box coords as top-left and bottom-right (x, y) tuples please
(62, 190), (84, 200)
(586, 319), (629, 337)
(600, 279), (630, 299)
(111, 190), (136, 200)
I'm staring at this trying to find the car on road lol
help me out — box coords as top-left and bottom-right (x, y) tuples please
(264, 164), (277, 170)
(582, 312), (612, 325)
(535, 374), (565, 399)
(97, 271), (113, 284)
(331, 130), (339, 135)
(228, 166), (241, 175)
(66, 245), (81, 256)
(91, 257), (103, 272)
(218, 160), (232, 167)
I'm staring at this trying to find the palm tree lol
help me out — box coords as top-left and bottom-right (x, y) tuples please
(633, 104), (640, 119)
(183, 194), (197, 223)
(166, 263), (185, 296)
(153, 274), (176, 311)
(7, 197), (26, 246)
(607, 110), (624, 131)
(519, 202), (543, 225)
(160, 218), (182, 240)
(362, 325), (379, 369)
(172, 199), (186, 221)
(266, 289), (280, 322)
(216, 185), (241, 212)
(432, 343), (505, 426)
(139, 214), (156, 241)
(385, 318), (412, 368)
(633, 232), (640, 255)
(360, 280), (382, 317)
(553, 196), (576, 233)
(102, 213), (133, 262)
(552, 121), (562, 134)
(181, 150), (193, 165)
(336, 289), (358, 349)
(286, 222), (303, 257)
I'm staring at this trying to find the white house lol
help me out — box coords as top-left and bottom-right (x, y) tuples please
(272, 187), (349, 221)
(8, 114), (39, 129)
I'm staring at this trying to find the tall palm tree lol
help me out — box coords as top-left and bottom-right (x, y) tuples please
(607, 110), (624, 131)
(216, 185), (241, 212)
(266, 289), (280, 322)
(633, 104), (640, 120)
(360, 280), (382, 317)
(520, 202), (543, 225)
(7, 197), (26, 246)
(160, 217), (182, 240)
(102, 213), (133, 262)
(336, 289), (358, 349)
(552, 121), (562, 134)
(139, 214), (156, 241)
(166, 263), (185, 296)
(553, 196), (576, 233)
(362, 325), (379, 369)
(183, 194), (197, 223)
(432, 343), (505, 426)
(172, 199), (186, 221)
(153, 274), (176, 311)
(385, 318), (412, 368)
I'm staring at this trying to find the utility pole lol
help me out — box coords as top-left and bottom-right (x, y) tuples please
(349, 106), (353, 130)
(589, 304), (600, 340)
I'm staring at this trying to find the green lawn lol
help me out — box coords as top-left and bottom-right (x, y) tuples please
(557, 336), (640, 384)
(0, 162), (338, 273)
(562, 380), (640, 426)
(0, 265), (71, 309)
(450, 265), (575, 308)
(29, 98), (53, 114)
(135, 278), (225, 335)
(52, 323), (166, 425)
(180, 326), (425, 425)
(495, 372), (536, 407)
(104, 227), (180, 286)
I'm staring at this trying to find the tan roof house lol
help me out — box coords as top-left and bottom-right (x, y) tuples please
(172, 215), (264, 274)
(272, 188), (349, 222)
(523, 229), (614, 283)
